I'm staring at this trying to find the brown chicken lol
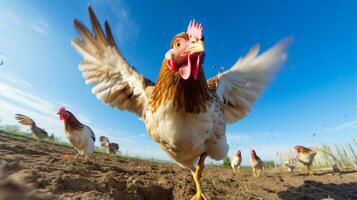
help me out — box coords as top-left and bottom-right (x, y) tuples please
(57, 107), (95, 160)
(72, 6), (289, 199)
(250, 149), (263, 177)
(100, 136), (119, 154)
(294, 145), (316, 175)
(15, 114), (48, 138)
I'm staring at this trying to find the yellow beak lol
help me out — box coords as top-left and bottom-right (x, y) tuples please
(188, 40), (205, 54)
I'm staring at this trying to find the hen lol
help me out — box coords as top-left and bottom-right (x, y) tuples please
(100, 136), (119, 154)
(294, 145), (316, 175)
(15, 114), (48, 138)
(72, 6), (289, 199)
(231, 149), (242, 174)
(250, 149), (263, 177)
(57, 107), (95, 160)
(283, 160), (296, 173)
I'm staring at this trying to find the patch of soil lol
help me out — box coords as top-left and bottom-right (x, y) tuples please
(1, 132), (356, 200)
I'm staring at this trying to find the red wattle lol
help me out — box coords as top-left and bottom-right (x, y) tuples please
(179, 55), (191, 80)
(59, 115), (64, 120)
(167, 59), (176, 71)
(192, 55), (200, 80)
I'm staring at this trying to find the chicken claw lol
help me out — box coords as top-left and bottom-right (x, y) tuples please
(191, 154), (208, 200)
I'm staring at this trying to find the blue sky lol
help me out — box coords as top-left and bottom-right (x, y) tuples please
(0, 0), (356, 164)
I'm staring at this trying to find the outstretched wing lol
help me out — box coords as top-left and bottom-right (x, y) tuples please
(72, 7), (154, 119)
(15, 114), (35, 126)
(208, 39), (290, 124)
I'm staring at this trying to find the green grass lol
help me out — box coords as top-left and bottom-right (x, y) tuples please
(0, 126), (72, 148)
(0, 126), (172, 165)
(278, 141), (357, 171)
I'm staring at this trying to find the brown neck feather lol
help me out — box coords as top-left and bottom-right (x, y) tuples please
(252, 153), (259, 160)
(64, 113), (84, 132)
(151, 59), (211, 114)
(299, 147), (313, 153)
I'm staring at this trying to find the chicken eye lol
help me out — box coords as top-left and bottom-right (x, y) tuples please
(175, 42), (181, 48)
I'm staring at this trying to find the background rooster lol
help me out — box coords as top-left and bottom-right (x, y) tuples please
(72, 6), (289, 199)
(294, 145), (317, 175)
(15, 114), (48, 138)
(100, 136), (119, 154)
(250, 149), (263, 177)
(231, 149), (242, 174)
(57, 107), (95, 160)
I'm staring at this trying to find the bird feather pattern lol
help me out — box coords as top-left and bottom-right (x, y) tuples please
(72, 6), (290, 198)
(72, 7), (154, 119)
(15, 114), (48, 138)
(208, 39), (291, 124)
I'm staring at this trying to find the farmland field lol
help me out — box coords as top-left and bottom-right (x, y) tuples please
(0, 131), (356, 200)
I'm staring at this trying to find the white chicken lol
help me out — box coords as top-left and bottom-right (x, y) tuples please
(231, 149), (242, 174)
(72, 7), (289, 199)
(57, 107), (95, 160)
(294, 145), (317, 175)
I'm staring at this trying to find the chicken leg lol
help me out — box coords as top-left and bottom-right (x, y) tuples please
(253, 168), (261, 177)
(307, 165), (314, 175)
(74, 153), (80, 160)
(62, 152), (80, 161)
(191, 153), (208, 200)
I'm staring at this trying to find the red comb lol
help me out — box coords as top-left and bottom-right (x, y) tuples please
(59, 107), (66, 112)
(187, 19), (203, 40)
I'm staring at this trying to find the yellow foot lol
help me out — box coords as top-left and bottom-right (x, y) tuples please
(191, 192), (208, 200)
(62, 154), (74, 161)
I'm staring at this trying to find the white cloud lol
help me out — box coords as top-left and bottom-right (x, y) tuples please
(0, 75), (62, 136)
(227, 132), (252, 143)
(1, 74), (30, 87)
(227, 131), (282, 145)
(0, 53), (9, 62)
(0, 6), (49, 37)
(30, 23), (47, 36)
(324, 119), (357, 133)
(30, 17), (50, 36)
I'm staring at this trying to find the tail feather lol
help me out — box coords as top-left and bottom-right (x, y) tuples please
(15, 114), (35, 126)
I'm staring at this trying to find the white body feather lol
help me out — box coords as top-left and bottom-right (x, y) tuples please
(231, 155), (242, 169)
(65, 125), (95, 156)
(145, 98), (228, 170)
(297, 152), (316, 166)
(71, 9), (289, 171)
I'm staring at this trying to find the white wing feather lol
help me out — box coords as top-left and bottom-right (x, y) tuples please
(72, 7), (153, 119)
(212, 39), (290, 124)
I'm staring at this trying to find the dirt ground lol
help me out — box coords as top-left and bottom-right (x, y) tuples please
(0, 132), (356, 200)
